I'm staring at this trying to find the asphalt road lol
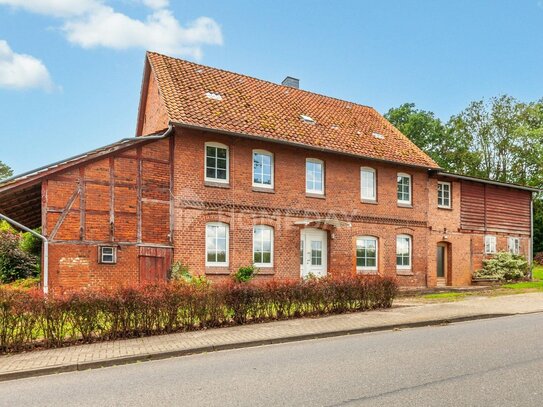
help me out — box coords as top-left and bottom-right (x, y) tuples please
(1, 313), (543, 406)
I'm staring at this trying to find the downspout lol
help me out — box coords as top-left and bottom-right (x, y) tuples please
(530, 193), (534, 279)
(0, 213), (49, 294)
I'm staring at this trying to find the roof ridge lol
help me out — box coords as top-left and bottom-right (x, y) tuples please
(146, 51), (375, 111)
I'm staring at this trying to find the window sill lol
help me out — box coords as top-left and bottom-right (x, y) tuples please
(397, 203), (413, 208)
(306, 193), (325, 200)
(396, 269), (414, 276)
(438, 206), (452, 211)
(205, 267), (230, 275)
(357, 269), (378, 275)
(255, 267), (275, 275)
(205, 181), (230, 189)
(252, 187), (275, 194)
(361, 199), (378, 205)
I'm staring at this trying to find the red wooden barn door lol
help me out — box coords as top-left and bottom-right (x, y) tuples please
(139, 247), (172, 283)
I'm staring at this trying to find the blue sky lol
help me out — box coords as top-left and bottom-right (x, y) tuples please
(1, 0), (543, 175)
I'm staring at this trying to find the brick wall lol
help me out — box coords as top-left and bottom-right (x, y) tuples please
(43, 138), (172, 291)
(172, 128), (431, 286)
(37, 125), (534, 291)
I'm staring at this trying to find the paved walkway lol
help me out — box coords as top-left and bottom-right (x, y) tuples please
(2, 292), (543, 381)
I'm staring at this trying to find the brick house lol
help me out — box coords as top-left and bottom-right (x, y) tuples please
(0, 52), (536, 292)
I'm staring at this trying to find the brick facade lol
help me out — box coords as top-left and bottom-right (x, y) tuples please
(1, 54), (534, 292)
(28, 125), (533, 292)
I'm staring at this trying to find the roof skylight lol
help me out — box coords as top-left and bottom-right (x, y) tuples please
(300, 114), (316, 124)
(205, 92), (223, 101)
(372, 132), (385, 139)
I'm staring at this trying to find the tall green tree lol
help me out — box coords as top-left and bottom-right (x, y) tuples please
(386, 96), (543, 257)
(384, 103), (477, 172)
(0, 160), (12, 181)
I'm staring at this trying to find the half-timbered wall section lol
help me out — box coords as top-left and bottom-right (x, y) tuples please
(43, 138), (172, 291)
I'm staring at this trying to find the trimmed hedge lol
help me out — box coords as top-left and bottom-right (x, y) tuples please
(0, 275), (397, 353)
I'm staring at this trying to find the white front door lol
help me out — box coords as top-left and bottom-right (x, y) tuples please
(300, 228), (328, 278)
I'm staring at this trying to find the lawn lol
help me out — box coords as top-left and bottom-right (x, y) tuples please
(423, 292), (468, 300)
(419, 264), (543, 301)
(503, 265), (543, 290)
(532, 265), (543, 280)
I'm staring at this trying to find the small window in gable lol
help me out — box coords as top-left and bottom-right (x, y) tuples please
(205, 142), (229, 183)
(360, 167), (376, 201)
(99, 246), (117, 264)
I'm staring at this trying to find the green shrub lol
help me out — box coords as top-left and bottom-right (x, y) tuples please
(0, 275), (398, 353)
(474, 251), (528, 281)
(8, 277), (40, 290)
(0, 230), (39, 283)
(233, 265), (258, 283)
(170, 261), (192, 282)
(170, 262), (209, 286)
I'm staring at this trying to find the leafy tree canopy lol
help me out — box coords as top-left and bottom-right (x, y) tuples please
(0, 160), (13, 181)
(386, 96), (543, 255)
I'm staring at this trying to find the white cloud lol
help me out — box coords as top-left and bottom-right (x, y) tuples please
(141, 0), (169, 9)
(0, 0), (223, 59)
(0, 40), (53, 90)
(63, 8), (222, 58)
(0, 0), (102, 18)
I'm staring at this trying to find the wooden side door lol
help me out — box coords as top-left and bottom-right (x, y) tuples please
(139, 246), (172, 283)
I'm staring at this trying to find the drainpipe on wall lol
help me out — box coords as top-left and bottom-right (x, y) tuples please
(530, 194), (534, 279)
(0, 213), (49, 294)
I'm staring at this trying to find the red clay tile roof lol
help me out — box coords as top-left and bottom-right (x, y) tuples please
(147, 51), (439, 169)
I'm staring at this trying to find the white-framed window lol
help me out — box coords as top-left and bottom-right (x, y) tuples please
(397, 173), (412, 205)
(356, 236), (378, 271)
(253, 225), (274, 267)
(205, 142), (229, 183)
(360, 167), (376, 201)
(396, 235), (412, 269)
(206, 222), (229, 266)
(485, 235), (497, 254)
(253, 150), (274, 189)
(438, 181), (451, 208)
(508, 237), (520, 255)
(306, 158), (324, 195)
(99, 246), (117, 264)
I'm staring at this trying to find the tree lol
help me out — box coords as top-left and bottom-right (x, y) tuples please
(386, 97), (543, 258)
(0, 160), (13, 181)
(384, 103), (477, 171)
